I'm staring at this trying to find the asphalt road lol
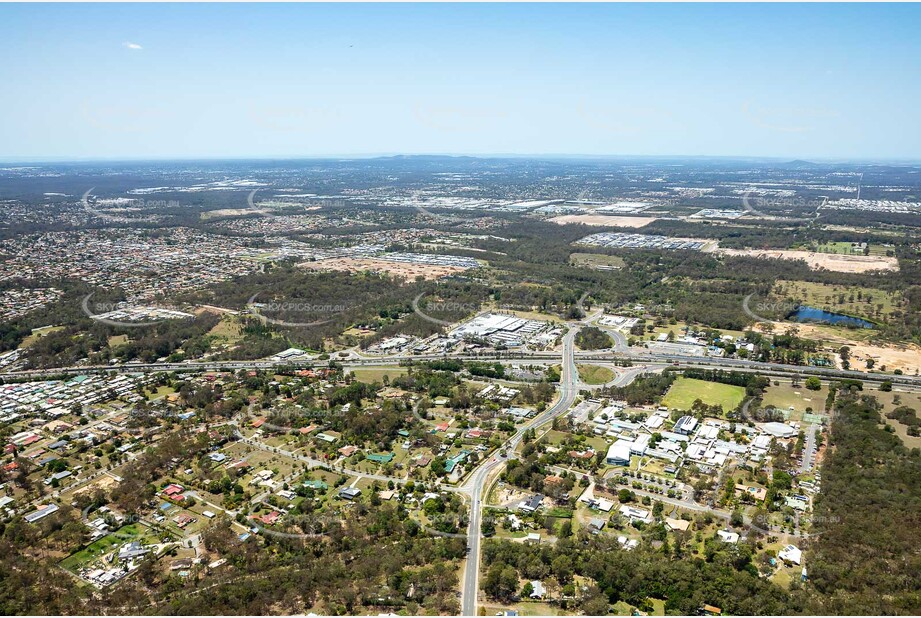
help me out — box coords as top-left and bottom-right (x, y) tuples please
(10, 313), (919, 613)
(6, 347), (919, 388)
(800, 423), (819, 474)
(459, 325), (582, 616)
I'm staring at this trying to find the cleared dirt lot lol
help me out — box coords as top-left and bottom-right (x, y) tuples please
(299, 257), (470, 281)
(718, 248), (898, 273)
(754, 322), (921, 374)
(549, 214), (658, 228)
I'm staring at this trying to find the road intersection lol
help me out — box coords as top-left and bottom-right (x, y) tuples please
(9, 315), (919, 615)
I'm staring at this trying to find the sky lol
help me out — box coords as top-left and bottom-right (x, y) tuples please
(1, 2), (920, 162)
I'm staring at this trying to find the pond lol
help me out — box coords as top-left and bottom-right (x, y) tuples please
(790, 306), (874, 329)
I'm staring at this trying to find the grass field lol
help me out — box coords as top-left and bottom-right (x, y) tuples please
(808, 240), (892, 257)
(772, 279), (902, 323)
(146, 385), (176, 402)
(569, 252), (626, 270)
(661, 377), (745, 411)
(206, 316), (243, 343)
(19, 325), (64, 349)
(761, 380), (829, 418)
(872, 390), (921, 449)
(577, 364), (616, 385)
(350, 367), (408, 383)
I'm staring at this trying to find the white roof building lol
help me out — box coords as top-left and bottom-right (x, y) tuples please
(606, 439), (633, 465)
(763, 422), (798, 439)
(619, 504), (651, 523)
(631, 434), (651, 456)
(779, 544), (803, 565)
(674, 416), (698, 435)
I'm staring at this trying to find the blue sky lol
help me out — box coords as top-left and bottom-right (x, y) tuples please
(1, 3), (919, 161)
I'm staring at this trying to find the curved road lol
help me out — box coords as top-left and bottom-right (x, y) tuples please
(459, 325), (581, 615)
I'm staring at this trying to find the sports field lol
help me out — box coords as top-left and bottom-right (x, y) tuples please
(760, 380), (829, 418)
(351, 367), (408, 383)
(661, 377), (745, 411)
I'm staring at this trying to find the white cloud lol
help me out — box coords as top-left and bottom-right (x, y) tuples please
(123, 42), (143, 51)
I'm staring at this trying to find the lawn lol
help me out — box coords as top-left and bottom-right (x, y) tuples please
(146, 385), (176, 402)
(807, 240), (891, 257)
(350, 366), (408, 383)
(761, 380), (829, 418)
(543, 429), (608, 453)
(60, 524), (148, 572)
(661, 377), (745, 412)
(577, 364), (615, 385)
(107, 334), (129, 347)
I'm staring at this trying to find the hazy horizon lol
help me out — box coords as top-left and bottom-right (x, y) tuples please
(2, 3), (920, 161)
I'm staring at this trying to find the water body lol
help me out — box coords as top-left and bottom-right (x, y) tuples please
(790, 306), (874, 329)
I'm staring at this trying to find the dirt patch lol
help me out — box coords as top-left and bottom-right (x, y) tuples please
(299, 257), (469, 281)
(754, 322), (921, 374)
(549, 214), (658, 228)
(68, 474), (119, 499)
(719, 248), (898, 273)
(846, 343), (921, 375)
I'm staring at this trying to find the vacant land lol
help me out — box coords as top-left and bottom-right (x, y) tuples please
(205, 315), (244, 344)
(570, 252), (626, 270)
(718, 248), (899, 273)
(806, 241), (892, 257)
(18, 325), (64, 348)
(107, 334), (129, 347)
(772, 279), (901, 322)
(549, 214), (658, 228)
(60, 523), (154, 572)
(300, 257), (471, 281)
(662, 377), (746, 411)
(753, 321), (921, 374)
(350, 366), (408, 383)
(577, 364), (616, 385)
(874, 389), (921, 449)
(761, 380), (830, 418)
(200, 208), (262, 220)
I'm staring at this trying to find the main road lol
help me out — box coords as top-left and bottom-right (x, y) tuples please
(458, 324), (579, 615)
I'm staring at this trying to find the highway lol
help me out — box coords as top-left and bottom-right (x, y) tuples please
(4, 347), (920, 389)
(6, 317), (920, 614)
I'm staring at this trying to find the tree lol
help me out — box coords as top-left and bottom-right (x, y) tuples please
(839, 346), (851, 370)
(559, 520), (573, 538)
(805, 377), (822, 391)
